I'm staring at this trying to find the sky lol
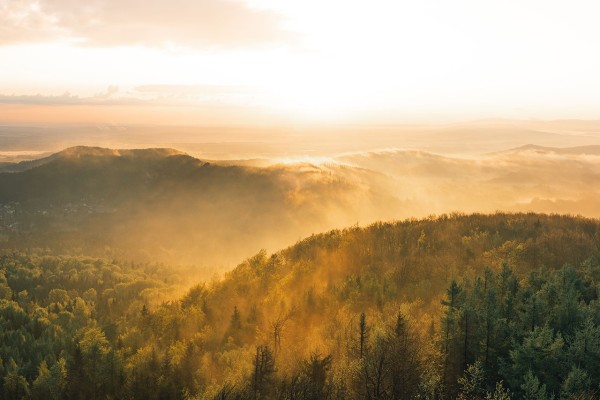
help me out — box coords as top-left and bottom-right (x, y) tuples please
(1, 0), (600, 125)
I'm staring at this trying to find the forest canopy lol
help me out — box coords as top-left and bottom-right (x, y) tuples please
(1, 212), (600, 399)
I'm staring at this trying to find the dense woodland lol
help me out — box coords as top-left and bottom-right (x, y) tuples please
(1, 213), (600, 399)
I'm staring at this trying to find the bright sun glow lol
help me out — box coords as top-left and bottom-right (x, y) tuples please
(1, 0), (600, 123)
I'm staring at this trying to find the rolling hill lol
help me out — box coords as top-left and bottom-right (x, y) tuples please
(3, 142), (600, 269)
(0, 146), (402, 267)
(1, 213), (600, 398)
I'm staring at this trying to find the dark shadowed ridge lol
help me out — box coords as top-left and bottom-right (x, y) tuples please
(0, 146), (191, 173)
(0, 146), (395, 266)
(0, 146), (207, 203)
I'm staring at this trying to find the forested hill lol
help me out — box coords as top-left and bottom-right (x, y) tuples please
(4, 144), (600, 268)
(0, 147), (200, 201)
(0, 146), (398, 267)
(2, 213), (600, 399)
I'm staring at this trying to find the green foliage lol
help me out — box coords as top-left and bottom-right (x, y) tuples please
(561, 367), (592, 399)
(1, 213), (600, 399)
(485, 382), (511, 400)
(440, 253), (600, 398)
(3, 371), (30, 400)
(458, 362), (486, 400)
(520, 371), (548, 400)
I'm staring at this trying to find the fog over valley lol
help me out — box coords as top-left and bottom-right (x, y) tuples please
(3, 0), (600, 396)
(1, 121), (600, 270)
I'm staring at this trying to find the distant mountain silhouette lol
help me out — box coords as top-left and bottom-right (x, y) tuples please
(496, 144), (600, 155)
(0, 151), (61, 173)
(4, 144), (600, 267)
(0, 146), (191, 173)
(0, 146), (395, 266)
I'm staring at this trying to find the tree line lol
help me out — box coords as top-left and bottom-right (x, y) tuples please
(1, 212), (600, 399)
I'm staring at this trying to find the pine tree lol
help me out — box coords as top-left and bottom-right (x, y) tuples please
(389, 312), (423, 400)
(457, 362), (485, 400)
(358, 312), (369, 359)
(441, 279), (463, 396)
(252, 345), (276, 399)
(3, 371), (30, 400)
(520, 371), (547, 400)
(302, 353), (333, 400)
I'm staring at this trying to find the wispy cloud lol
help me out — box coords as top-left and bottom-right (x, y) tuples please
(0, 84), (259, 106)
(0, 91), (144, 106)
(134, 84), (255, 96)
(0, 0), (292, 49)
(133, 84), (259, 104)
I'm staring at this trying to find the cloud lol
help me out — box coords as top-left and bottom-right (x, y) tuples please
(94, 85), (119, 99)
(134, 84), (254, 96)
(0, 92), (144, 106)
(133, 84), (258, 102)
(0, 84), (257, 106)
(0, 0), (292, 49)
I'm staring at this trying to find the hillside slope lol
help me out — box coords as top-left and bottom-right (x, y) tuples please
(0, 146), (400, 266)
(4, 144), (600, 269)
(2, 213), (600, 398)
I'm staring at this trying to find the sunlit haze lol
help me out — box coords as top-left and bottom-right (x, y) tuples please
(4, 3), (600, 397)
(2, 0), (600, 124)
(2, 0), (600, 263)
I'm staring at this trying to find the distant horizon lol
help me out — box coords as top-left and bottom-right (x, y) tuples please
(3, 0), (600, 125)
(3, 2), (600, 397)
(2, 118), (600, 161)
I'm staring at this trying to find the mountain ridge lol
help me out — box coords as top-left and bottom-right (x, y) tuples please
(0, 146), (397, 266)
(0, 145), (192, 173)
(494, 143), (600, 156)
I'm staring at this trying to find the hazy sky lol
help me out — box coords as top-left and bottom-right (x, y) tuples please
(1, 0), (600, 124)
